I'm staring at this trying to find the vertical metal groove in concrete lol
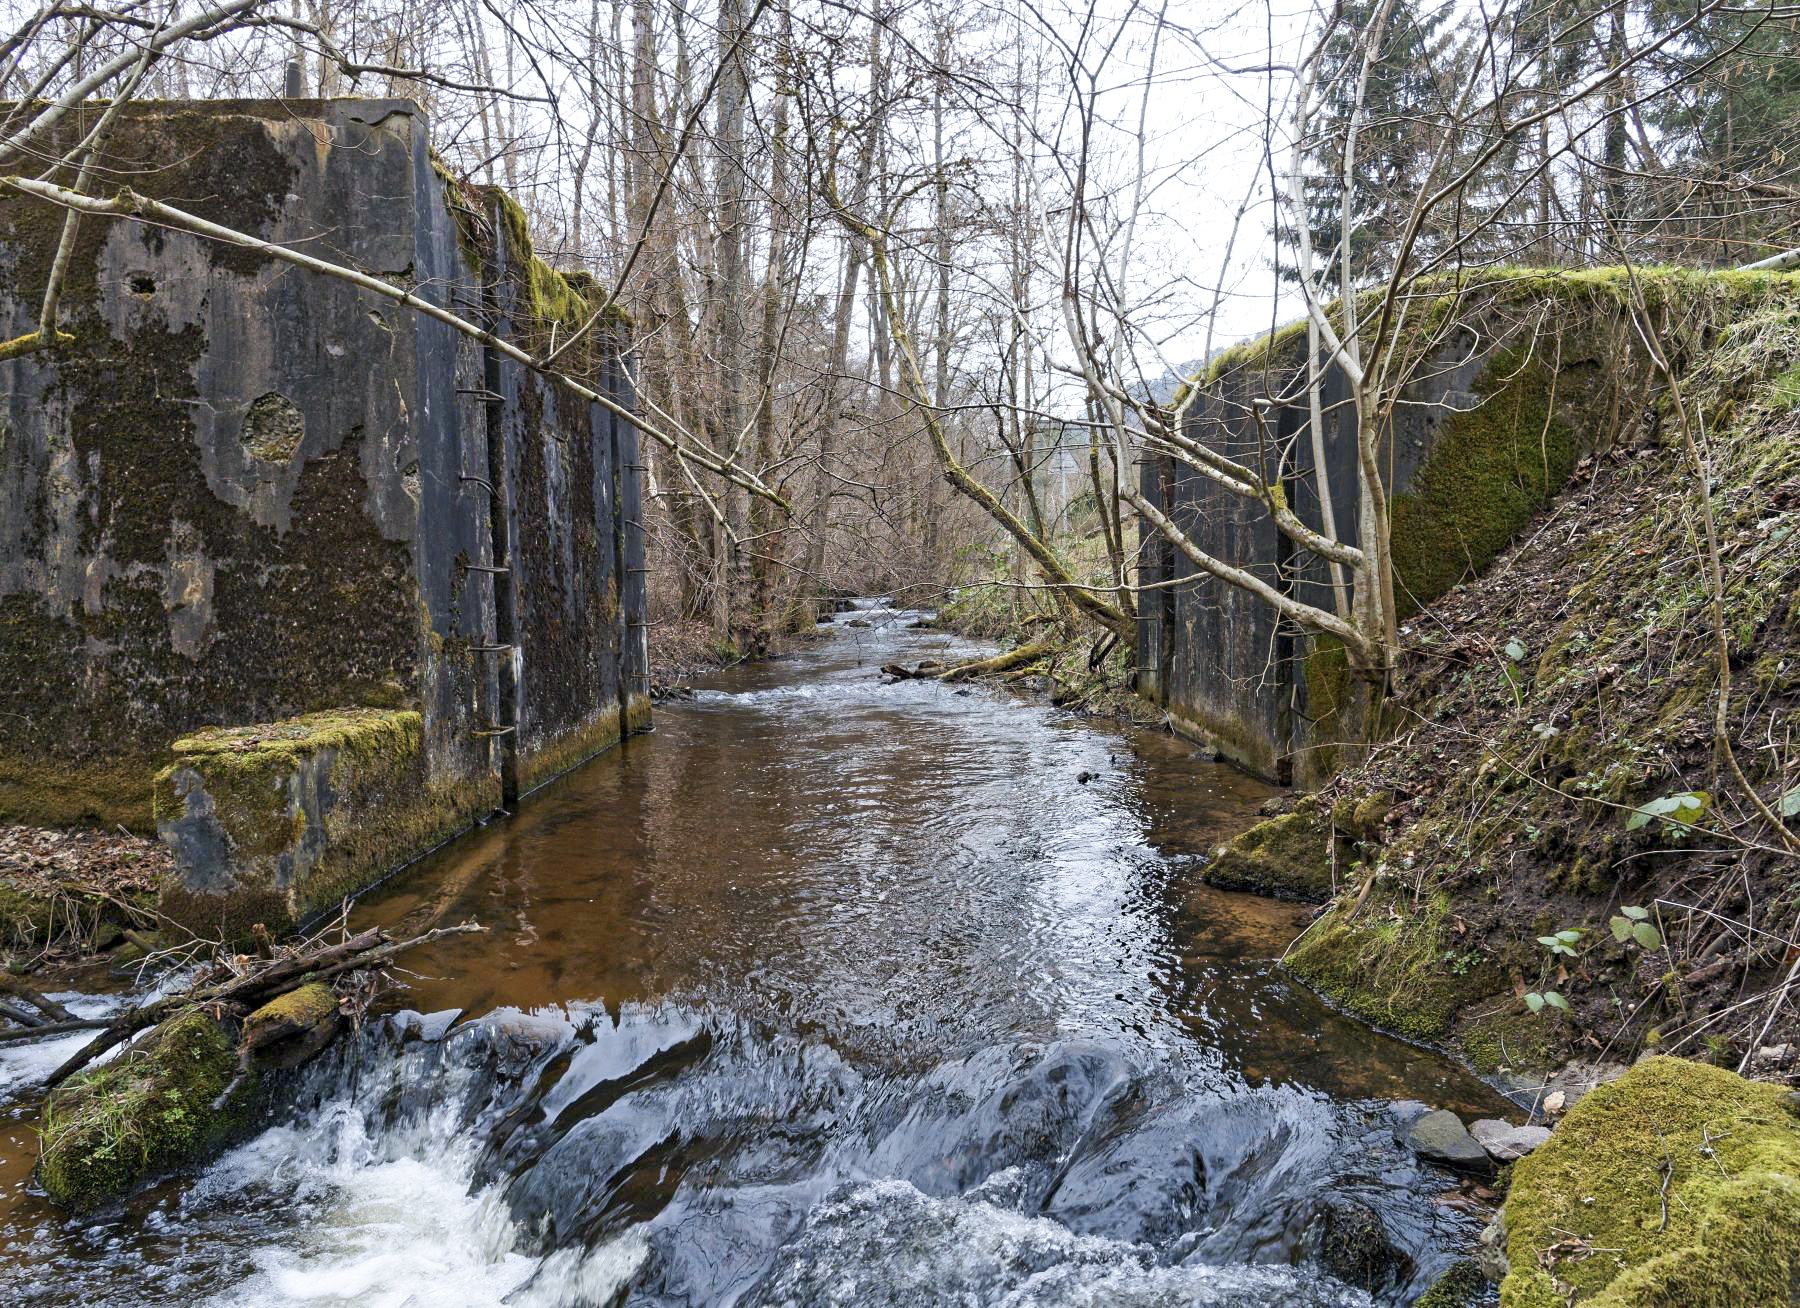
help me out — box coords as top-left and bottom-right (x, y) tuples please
(481, 197), (522, 808)
(607, 356), (632, 731)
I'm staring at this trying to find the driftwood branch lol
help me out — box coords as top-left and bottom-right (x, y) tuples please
(33, 921), (485, 1091)
(936, 635), (1059, 682)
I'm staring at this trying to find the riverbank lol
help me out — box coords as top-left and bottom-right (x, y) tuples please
(1181, 297), (1800, 1304)
(0, 825), (165, 963)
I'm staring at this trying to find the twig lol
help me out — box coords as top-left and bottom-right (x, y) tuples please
(0, 1016), (115, 1045)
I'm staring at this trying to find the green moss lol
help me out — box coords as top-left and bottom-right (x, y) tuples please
(157, 707), (492, 940)
(1452, 997), (1558, 1075)
(517, 703), (623, 796)
(247, 981), (336, 1031)
(0, 883), (51, 946)
(161, 708), (425, 855)
(1285, 895), (1502, 1041)
(1415, 1259), (1487, 1308)
(1205, 809), (1336, 900)
(0, 751), (162, 832)
(455, 187), (629, 366)
(1301, 635), (1352, 781)
(0, 874), (156, 950)
(1389, 343), (1586, 615)
(37, 1009), (256, 1211)
(1500, 1057), (1800, 1307)
(622, 690), (653, 736)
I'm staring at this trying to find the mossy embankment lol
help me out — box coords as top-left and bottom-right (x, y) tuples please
(1188, 269), (1800, 1080)
(1193, 267), (1800, 1302)
(1277, 410), (1800, 1074)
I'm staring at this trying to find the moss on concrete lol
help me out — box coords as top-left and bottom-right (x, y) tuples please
(0, 752), (162, 833)
(37, 1009), (256, 1211)
(622, 690), (652, 736)
(517, 703), (623, 796)
(1389, 344), (1586, 616)
(1204, 809), (1336, 901)
(157, 707), (486, 940)
(455, 186), (629, 366)
(1500, 1056), (1800, 1307)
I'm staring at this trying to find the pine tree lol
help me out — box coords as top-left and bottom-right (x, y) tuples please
(1280, 0), (1451, 289)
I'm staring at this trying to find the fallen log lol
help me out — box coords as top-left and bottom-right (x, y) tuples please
(879, 660), (944, 681)
(937, 635), (1059, 682)
(0, 973), (76, 1022)
(0, 1016), (114, 1045)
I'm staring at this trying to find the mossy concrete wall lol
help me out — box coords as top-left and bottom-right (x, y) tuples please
(0, 100), (649, 936)
(1137, 286), (1626, 784)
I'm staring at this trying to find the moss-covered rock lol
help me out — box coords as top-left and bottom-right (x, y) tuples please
(1500, 1056), (1800, 1307)
(1204, 809), (1337, 900)
(37, 1009), (258, 1211)
(1284, 896), (1504, 1042)
(1416, 1259), (1487, 1308)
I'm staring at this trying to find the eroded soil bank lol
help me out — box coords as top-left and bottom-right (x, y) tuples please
(1205, 353), (1800, 1302)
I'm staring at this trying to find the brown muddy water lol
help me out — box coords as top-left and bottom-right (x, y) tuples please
(0, 601), (1510, 1307)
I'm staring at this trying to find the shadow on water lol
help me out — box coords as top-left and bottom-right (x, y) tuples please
(0, 602), (1511, 1306)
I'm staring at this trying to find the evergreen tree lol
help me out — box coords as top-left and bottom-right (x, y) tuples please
(1280, 0), (1452, 289)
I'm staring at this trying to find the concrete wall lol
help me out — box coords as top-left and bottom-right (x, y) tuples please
(1137, 309), (1600, 785)
(0, 100), (649, 935)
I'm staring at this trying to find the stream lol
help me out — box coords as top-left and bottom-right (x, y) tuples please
(0, 600), (1512, 1306)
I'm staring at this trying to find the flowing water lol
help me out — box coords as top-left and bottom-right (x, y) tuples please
(0, 601), (1512, 1306)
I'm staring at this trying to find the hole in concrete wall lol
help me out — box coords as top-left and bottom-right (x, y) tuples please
(240, 392), (305, 464)
(127, 272), (156, 296)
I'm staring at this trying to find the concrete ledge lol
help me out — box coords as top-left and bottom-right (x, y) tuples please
(156, 707), (491, 940)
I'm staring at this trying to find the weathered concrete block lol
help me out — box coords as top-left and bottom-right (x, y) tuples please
(0, 97), (651, 934)
(1138, 286), (1630, 784)
(156, 708), (483, 938)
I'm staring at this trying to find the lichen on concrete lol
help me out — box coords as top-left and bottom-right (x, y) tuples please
(36, 1009), (257, 1211)
(1500, 1056), (1800, 1306)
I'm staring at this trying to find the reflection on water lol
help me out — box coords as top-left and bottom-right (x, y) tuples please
(0, 603), (1508, 1306)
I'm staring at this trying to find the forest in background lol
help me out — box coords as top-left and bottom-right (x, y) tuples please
(8, 0), (1800, 677)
